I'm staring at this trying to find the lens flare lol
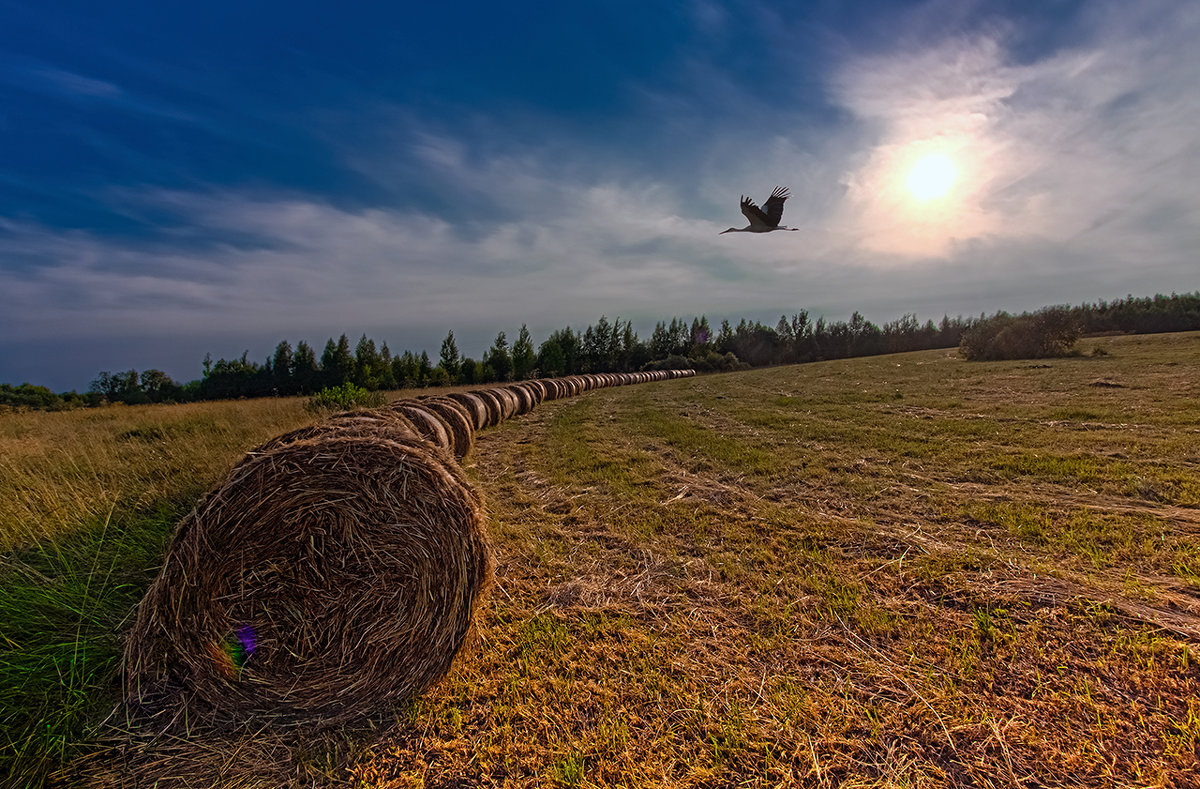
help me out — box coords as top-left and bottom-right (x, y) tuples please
(211, 624), (257, 678)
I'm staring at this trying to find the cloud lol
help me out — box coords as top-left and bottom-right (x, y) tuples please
(28, 67), (123, 99)
(0, 178), (734, 347)
(826, 0), (1200, 262)
(3, 0), (1199, 391)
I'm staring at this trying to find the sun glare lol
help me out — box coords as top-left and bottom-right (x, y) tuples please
(906, 153), (957, 201)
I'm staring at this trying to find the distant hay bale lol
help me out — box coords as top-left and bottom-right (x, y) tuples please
(490, 387), (518, 419)
(469, 389), (504, 425)
(514, 381), (544, 407)
(393, 402), (455, 454)
(540, 379), (563, 400)
(444, 392), (489, 430)
(505, 385), (533, 415)
(124, 434), (492, 727)
(419, 397), (476, 459)
(525, 380), (547, 403)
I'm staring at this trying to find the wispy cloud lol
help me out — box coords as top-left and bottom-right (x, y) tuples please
(27, 66), (123, 99)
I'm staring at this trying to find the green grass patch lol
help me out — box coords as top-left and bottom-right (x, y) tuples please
(990, 452), (1102, 483)
(0, 504), (176, 787)
(630, 404), (779, 475)
(543, 399), (664, 499)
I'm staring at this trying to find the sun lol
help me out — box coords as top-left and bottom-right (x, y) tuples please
(906, 153), (957, 201)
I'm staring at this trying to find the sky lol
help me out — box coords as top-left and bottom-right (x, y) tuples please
(2, 0), (1198, 391)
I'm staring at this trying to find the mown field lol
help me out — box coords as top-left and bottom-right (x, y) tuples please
(3, 332), (1199, 787)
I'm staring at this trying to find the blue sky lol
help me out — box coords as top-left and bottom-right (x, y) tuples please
(2, 0), (1197, 390)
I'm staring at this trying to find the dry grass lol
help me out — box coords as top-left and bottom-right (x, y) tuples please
(5, 334), (1200, 787)
(0, 398), (314, 552)
(345, 332), (1200, 788)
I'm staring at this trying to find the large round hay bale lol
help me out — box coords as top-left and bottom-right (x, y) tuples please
(394, 403), (454, 454)
(125, 434), (492, 727)
(469, 389), (504, 425)
(419, 398), (475, 459)
(444, 392), (489, 431)
(540, 379), (562, 400)
(250, 409), (419, 454)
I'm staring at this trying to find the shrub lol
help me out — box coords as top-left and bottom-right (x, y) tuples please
(960, 307), (1081, 361)
(305, 383), (385, 413)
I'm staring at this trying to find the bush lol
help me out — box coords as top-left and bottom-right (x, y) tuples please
(0, 383), (65, 410)
(305, 383), (386, 413)
(960, 307), (1081, 361)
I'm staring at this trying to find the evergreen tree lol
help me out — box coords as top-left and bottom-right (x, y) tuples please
(378, 342), (397, 389)
(581, 324), (598, 372)
(716, 319), (734, 354)
(293, 340), (319, 392)
(593, 316), (616, 371)
(418, 351), (433, 385)
(537, 337), (566, 377)
(272, 340), (294, 393)
(618, 320), (640, 371)
(393, 351), (419, 388)
(512, 324), (536, 380)
(650, 321), (672, 359)
(485, 331), (512, 381)
(329, 334), (354, 384)
(457, 356), (478, 385)
(439, 330), (461, 380)
(320, 338), (338, 378)
(354, 334), (382, 388)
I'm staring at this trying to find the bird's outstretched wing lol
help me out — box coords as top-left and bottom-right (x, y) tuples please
(762, 186), (790, 227)
(739, 195), (773, 230)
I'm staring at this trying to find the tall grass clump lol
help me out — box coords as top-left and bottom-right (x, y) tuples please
(0, 506), (177, 787)
(305, 383), (385, 414)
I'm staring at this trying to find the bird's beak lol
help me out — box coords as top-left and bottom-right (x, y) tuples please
(719, 228), (733, 235)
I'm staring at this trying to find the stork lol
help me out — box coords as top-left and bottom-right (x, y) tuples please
(720, 186), (799, 234)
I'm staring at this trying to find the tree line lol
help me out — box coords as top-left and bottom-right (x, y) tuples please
(3, 292), (1197, 409)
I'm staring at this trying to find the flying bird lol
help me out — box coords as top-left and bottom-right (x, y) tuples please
(720, 186), (799, 234)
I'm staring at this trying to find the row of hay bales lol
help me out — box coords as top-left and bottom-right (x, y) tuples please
(124, 368), (696, 728)
(392, 369), (697, 460)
